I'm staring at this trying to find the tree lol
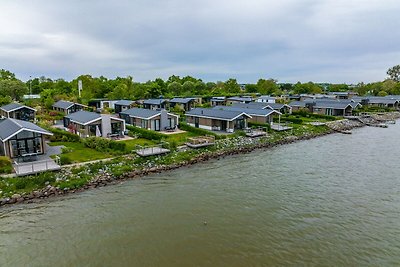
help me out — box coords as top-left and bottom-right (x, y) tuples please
(0, 69), (16, 80)
(256, 79), (279, 95)
(0, 80), (28, 101)
(387, 65), (400, 82)
(167, 81), (183, 96)
(182, 81), (195, 96)
(224, 78), (240, 94)
(328, 84), (349, 92)
(245, 84), (258, 93)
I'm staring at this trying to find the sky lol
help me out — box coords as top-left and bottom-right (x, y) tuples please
(1, 0), (400, 84)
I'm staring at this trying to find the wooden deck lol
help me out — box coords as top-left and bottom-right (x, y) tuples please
(271, 124), (293, 131)
(136, 147), (170, 157)
(13, 159), (61, 176)
(245, 130), (267, 137)
(186, 136), (215, 148)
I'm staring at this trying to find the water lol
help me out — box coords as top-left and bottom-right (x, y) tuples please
(1, 124), (400, 266)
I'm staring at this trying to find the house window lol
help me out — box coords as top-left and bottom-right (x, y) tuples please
(141, 119), (148, 129)
(325, 108), (333, 116)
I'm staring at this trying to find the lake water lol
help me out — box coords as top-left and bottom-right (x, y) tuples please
(1, 124), (400, 266)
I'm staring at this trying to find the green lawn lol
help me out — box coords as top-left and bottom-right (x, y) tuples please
(120, 138), (156, 151)
(49, 142), (114, 163)
(163, 132), (200, 145)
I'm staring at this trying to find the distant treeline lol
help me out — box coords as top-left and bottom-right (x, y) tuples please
(0, 65), (399, 107)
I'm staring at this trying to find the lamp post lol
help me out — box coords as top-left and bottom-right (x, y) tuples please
(29, 75), (32, 96)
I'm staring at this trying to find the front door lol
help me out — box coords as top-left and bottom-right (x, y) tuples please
(195, 117), (199, 128)
(154, 119), (160, 131)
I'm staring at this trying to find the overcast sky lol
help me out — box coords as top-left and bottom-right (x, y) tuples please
(1, 0), (399, 83)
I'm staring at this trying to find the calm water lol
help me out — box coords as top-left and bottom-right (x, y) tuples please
(1, 124), (400, 266)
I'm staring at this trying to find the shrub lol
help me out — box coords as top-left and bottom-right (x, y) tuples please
(178, 122), (220, 138)
(81, 137), (126, 153)
(0, 156), (13, 174)
(273, 117), (303, 124)
(59, 154), (72, 165)
(49, 128), (80, 142)
(126, 125), (165, 141)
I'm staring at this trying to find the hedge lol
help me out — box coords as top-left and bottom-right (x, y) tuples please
(273, 116), (303, 124)
(81, 136), (126, 153)
(178, 122), (220, 138)
(126, 125), (165, 141)
(0, 156), (13, 174)
(49, 128), (81, 142)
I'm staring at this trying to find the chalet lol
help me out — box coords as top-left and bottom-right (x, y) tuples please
(0, 118), (52, 159)
(226, 96), (253, 105)
(213, 106), (281, 125)
(143, 99), (168, 110)
(63, 111), (125, 138)
(169, 97), (196, 111)
(368, 97), (399, 109)
(210, 97), (226, 106)
(0, 103), (36, 122)
(87, 99), (119, 111)
(255, 96), (276, 103)
(329, 91), (359, 99)
(52, 100), (86, 115)
(289, 99), (358, 116)
(232, 102), (292, 114)
(114, 100), (134, 114)
(186, 108), (251, 133)
(120, 108), (179, 131)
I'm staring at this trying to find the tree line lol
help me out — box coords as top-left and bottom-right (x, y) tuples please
(0, 65), (399, 107)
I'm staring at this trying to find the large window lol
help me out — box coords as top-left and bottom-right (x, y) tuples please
(141, 119), (148, 129)
(9, 131), (43, 158)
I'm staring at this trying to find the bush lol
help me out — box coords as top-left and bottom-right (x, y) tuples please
(126, 125), (165, 141)
(178, 122), (220, 138)
(59, 154), (72, 165)
(49, 128), (80, 142)
(81, 137), (126, 153)
(248, 122), (271, 132)
(0, 156), (13, 174)
(274, 117), (303, 124)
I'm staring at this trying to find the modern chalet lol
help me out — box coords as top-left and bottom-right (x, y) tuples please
(120, 108), (179, 131)
(0, 103), (36, 121)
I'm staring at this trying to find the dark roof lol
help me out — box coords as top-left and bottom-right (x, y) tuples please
(232, 102), (269, 109)
(313, 101), (352, 109)
(368, 97), (399, 105)
(0, 102), (35, 112)
(120, 108), (161, 119)
(213, 106), (279, 116)
(52, 100), (83, 109)
(169, 97), (196, 104)
(0, 118), (52, 141)
(143, 99), (167, 105)
(227, 97), (253, 102)
(186, 108), (251, 121)
(289, 101), (307, 107)
(114, 100), (134, 106)
(64, 111), (101, 125)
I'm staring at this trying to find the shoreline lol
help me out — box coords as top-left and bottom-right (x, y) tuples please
(0, 114), (397, 208)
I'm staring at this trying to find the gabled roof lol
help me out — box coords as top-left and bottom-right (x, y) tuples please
(143, 99), (168, 105)
(64, 111), (102, 125)
(0, 118), (52, 142)
(213, 106), (281, 116)
(186, 108), (251, 121)
(289, 101), (307, 107)
(121, 108), (161, 119)
(53, 100), (85, 110)
(368, 97), (399, 105)
(169, 97), (196, 104)
(257, 95), (276, 100)
(227, 97), (253, 102)
(313, 101), (352, 109)
(232, 102), (290, 110)
(0, 102), (36, 112)
(114, 100), (134, 106)
(120, 108), (178, 120)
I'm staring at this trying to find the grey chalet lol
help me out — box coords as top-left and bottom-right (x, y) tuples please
(52, 100), (86, 115)
(63, 111), (126, 138)
(185, 108), (251, 133)
(0, 118), (52, 159)
(120, 108), (179, 131)
(0, 103), (36, 122)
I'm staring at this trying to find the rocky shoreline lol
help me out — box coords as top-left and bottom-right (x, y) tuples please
(1, 113), (399, 208)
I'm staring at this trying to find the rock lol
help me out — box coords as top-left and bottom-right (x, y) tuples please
(11, 194), (21, 199)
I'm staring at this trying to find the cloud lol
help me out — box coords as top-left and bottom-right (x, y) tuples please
(0, 0), (399, 83)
